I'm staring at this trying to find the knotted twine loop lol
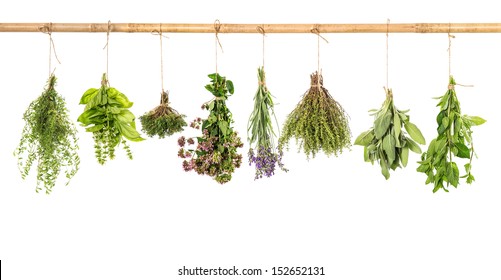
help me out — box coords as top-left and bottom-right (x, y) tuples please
(214, 19), (224, 75)
(151, 23), (170, 95)
(311, 26), (328, 87)
(39, 23), (61, 76)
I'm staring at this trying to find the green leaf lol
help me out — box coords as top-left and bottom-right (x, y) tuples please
(463, 115), (486, 126)
(455, 142), (470, 159)
(406, 138), (422, 154)
(354, 130), (374, 146)
(374, 112), (392, 139)
(85, 124), (104, 132)
(116, 121), (144, 142)
(80, 88), (98, 104)
(393, 112), (401, 137)
(380, 157), (390, 180)
(383, 134), (395, 164)
(226, 80), (234, 94)
(441, 116), (449, 129)
(404, 122), (426, 145)
(218, 121), (229, 136)
(401, 146), (409, 167)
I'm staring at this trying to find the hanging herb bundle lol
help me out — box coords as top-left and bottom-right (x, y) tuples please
(77, 73), (144, 164)
(417, 76), (485, 192)
(278, 71), (351, 158)
(354, 88), (426, 179)
(247, 67), (287, 179)
(139, 91), (186, 138)
(14, 75), (80, 194)
(178, 73), (243, 184)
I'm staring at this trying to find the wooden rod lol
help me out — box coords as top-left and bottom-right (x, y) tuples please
(2, 22), (501, 33)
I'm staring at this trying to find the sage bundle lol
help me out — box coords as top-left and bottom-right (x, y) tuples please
(14, 75), (80, 194)
(278, 71), (351, 158)
(139, 91), (187, 138)
(247, 67), (287, 179)
(77, 73), (144, 164)
(417, 76), (486, 192)
(354, 88), (425, 179)
(178, 73), (243, 184)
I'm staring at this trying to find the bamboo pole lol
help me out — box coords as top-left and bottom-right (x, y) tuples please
(2, 22), (501, 33)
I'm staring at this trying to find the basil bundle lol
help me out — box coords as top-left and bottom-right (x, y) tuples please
(77, 73), (144, 164)
(417, 76), (486, 192)
(355, 88), (425, 179)
(14, 75), (80, 193)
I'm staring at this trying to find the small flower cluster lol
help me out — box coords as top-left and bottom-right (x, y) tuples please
(178, 119), (243, 184)
(248, 146), (288, 180)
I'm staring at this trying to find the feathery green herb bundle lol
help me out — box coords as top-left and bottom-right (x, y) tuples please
(417, 76), (486, 192)
(278, 71), (351, 158)
(77, 73), (144, 164)
(139, 91), (186, 138)
(178, 73), (243, 184)
(14, 75), (80, 194)
(247, 67), (287, 179)
(354, 88), (425, 179)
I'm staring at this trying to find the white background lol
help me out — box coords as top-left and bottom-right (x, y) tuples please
(1, 0), (500, 279)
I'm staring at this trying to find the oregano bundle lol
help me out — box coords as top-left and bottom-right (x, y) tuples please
(178, 73), (243, 184)
(77, 73), (144, 164)
(278, 71), (351, 158)
(355, 88), (425, 179)
(417, 76), (486, 192)
(14, 75), (80, 194)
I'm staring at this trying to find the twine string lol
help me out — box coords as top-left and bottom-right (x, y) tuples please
(214, 20), (223, 74)
(311, 26), (328, 86)
(448, 23), (455, 77)
(39, 23), (61, 76)
(257, 25), (266, 68)
(386, 18), (390, 89)
(103, 20), (111, 79)
(152, 24), (169, 94)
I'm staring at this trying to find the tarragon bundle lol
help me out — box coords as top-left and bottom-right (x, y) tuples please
(14, 75), (80, 194)
(77, 73), (144, 164)
(178, 73), (243, 184)
(247, 67), (287, 179)
(354, 88), (425, 179)
(417, 76), (486, 192)
(278, 71), (351, 158)
(139, 91), (186, 138)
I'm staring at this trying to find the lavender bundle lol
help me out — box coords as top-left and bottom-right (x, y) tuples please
(247, 67), (287, 179)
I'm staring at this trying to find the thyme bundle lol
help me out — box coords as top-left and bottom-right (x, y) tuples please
(355, 88), (425, 179)
(417, 76), (486, 192)
(139, 91), (187, 138)
(14, 75), (80, 193)
(247, 67), (287, 179)
(77, 73), (144, 164)
(278, 71), (351, 158)
(178, 73), (243, 184)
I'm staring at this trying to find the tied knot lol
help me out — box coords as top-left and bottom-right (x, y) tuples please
(448, 84), (455, 90)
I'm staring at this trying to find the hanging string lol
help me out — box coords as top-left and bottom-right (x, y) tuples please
(103, 20), (111, 80)
(311, 26), (328, 86)
(448, 22), (454, 78)
(257, 25), (266, 68)
(214, 20), (223, 75)
(152, 24), (169, 95)
(39, 23), (61, 77)
(386, 19), (390, 90)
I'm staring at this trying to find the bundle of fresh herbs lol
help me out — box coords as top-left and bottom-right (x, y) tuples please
(278, 71), (351, 158)
(178, 73), (243, 184)
(139, 91), (186, 138)
(247, 67), (287, 179)
(354, 88), (426, 179)
(14, 75), (80, 194)
(77, 73), (144, 164)
(417, 76), (486, 192)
